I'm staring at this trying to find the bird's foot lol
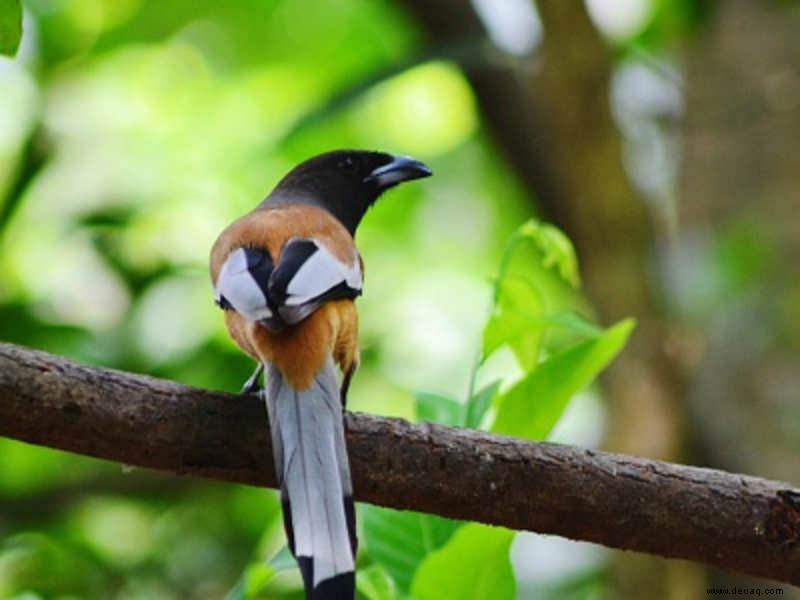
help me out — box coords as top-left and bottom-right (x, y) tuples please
(240, 363), (264, 395)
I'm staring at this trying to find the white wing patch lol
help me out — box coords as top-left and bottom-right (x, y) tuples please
(284, 240), (361, 307)
(214, 248), (272, 322)
(214, 239), (361, 329)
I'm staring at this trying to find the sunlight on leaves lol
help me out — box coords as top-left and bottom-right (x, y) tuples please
(411, 523), (515, 600)
(61, 0), (141, 37)
(356, 61), (478, 156)
(514, 220), (581, 290)
(491, 318), (635, 440)
(72, 497), (157, 566)
(483, 219), (584, 370)
(475, 217), (628, 441)
(132, 273), (218, 365)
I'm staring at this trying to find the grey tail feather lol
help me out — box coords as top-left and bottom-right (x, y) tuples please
(265, 358), (356, 599)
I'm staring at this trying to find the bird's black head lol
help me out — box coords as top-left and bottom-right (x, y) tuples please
(266, 149), (432, 235)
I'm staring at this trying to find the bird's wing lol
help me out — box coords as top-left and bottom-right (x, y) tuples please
(268, 237), (362, 325)
(213, 246), (274, 323)
(214, 237), (361, 329)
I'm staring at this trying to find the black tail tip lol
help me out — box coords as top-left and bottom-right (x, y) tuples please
(297, 557), (354, 600)
(313, 572), (355, 600)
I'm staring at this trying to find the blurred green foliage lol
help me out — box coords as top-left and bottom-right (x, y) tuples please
(0, 0), (22, 56)
(0, 0), (649, 598)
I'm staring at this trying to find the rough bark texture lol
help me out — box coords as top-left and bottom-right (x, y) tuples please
(1, 342), (800, 584)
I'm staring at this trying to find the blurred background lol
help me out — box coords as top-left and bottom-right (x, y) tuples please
(1, 0), (799, 598)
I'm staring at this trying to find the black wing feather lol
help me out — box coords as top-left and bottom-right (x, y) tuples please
(267, 238), (361, 326)
(267, 239), (318, 307)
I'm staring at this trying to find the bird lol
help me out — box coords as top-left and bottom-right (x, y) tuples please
(209, 150), (432, 599)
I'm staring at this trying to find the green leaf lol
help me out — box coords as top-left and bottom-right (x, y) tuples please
(361, 505), (460, 592)
(0, 0), (22, 57)
(223, 579), (245, 600)
(267, 544), (297, 572)
(356, 563), (400, 600)
(466, 380), (500, 429)
(516, 220), (581, 289)
(483, 219), (582, 369)
(223, 563), (277, 600)
(541, 311), (603, 339)
(414, 391), (464, 426)
(410, 524), (515, 600)
(242, 562), (275, 598)
(224, 546), (294, 600)
(492, 318), (635, 440)
(482, 275), (545, 369)
(0, 533), (102, 597)
(496, 219), (580, 292)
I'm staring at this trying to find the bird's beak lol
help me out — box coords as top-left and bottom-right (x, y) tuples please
(364, 155), (432, 187)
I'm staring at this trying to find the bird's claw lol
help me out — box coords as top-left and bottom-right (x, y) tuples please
(240, 363), (264, 395)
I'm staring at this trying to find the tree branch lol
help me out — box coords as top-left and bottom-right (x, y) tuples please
(1, 342), (799, 584)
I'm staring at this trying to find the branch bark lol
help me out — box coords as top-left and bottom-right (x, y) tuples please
(1, 342), (799, 584)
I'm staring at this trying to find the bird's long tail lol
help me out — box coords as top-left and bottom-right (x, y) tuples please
(265, 358), (356, 600)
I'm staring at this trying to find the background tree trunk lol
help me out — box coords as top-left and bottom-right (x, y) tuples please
(395, 0), (693, 596)
(678, 0), (800, 595)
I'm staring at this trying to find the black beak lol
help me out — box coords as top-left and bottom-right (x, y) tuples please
(364, 155), (432, 187)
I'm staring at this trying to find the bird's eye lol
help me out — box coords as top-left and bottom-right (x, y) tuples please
(337, 156), (358, 171)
